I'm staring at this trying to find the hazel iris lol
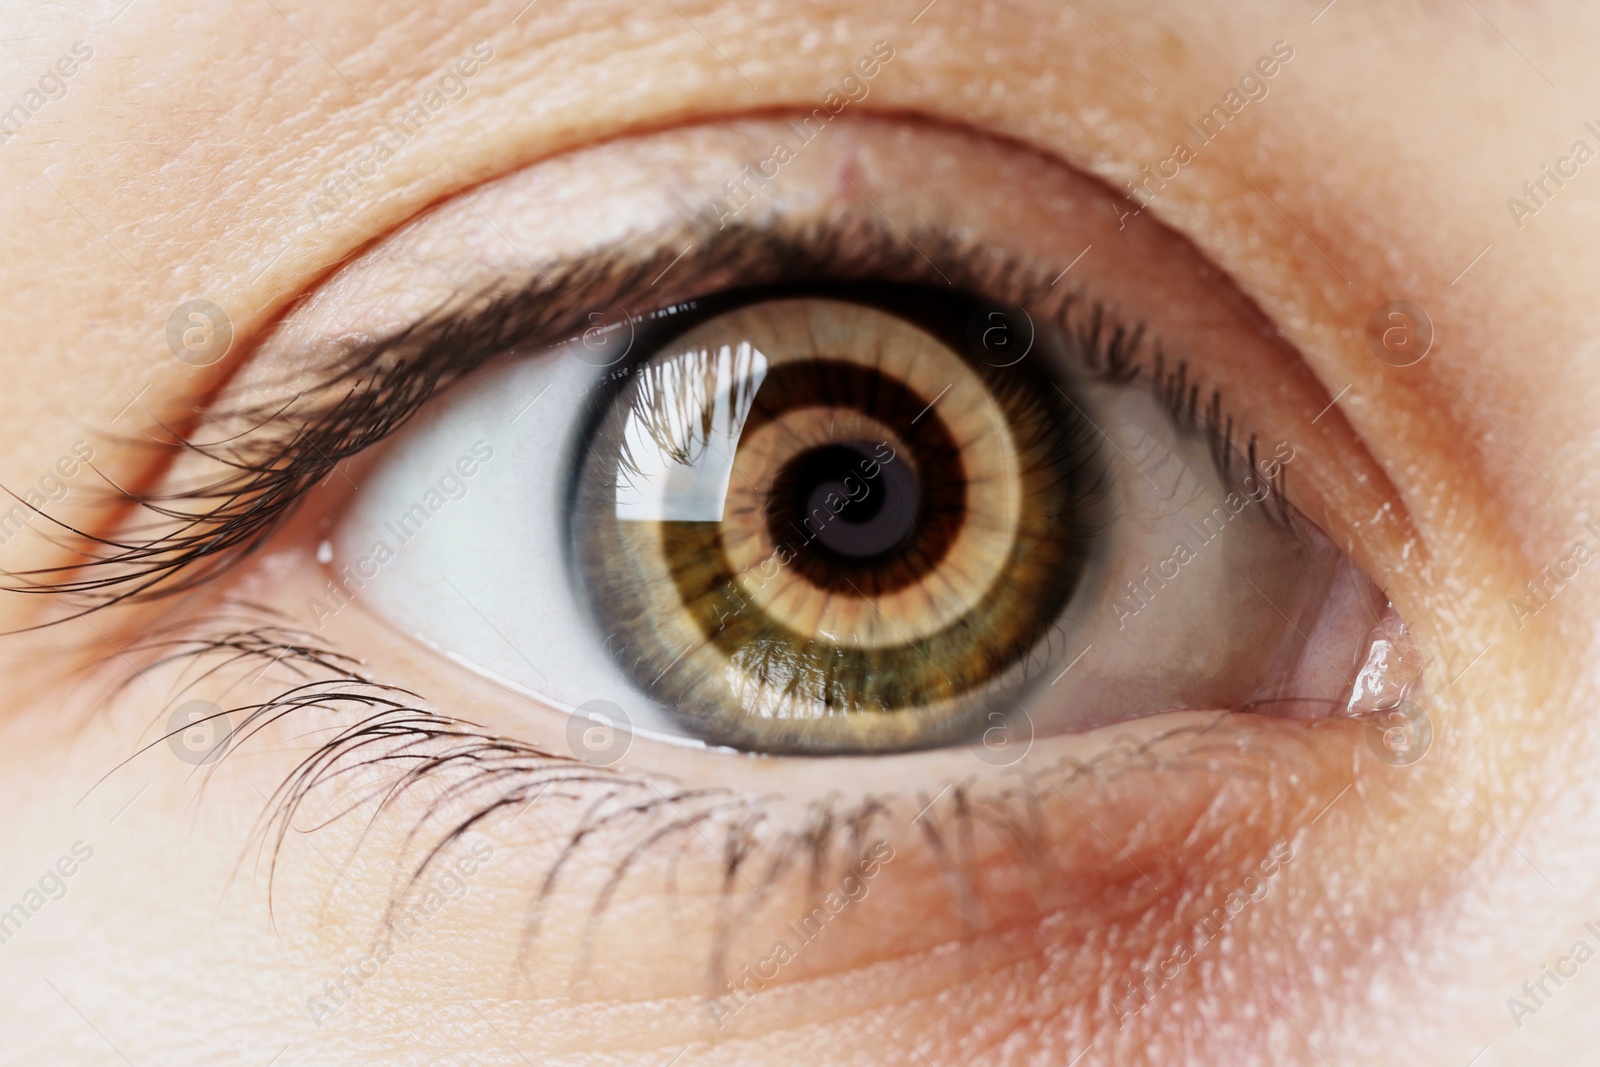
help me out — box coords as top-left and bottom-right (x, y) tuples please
(569, 289), (1100, 753)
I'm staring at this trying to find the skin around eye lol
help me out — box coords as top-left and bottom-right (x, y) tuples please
(1, 4), (1598, 1067)
(0, 108), (1440, 1067)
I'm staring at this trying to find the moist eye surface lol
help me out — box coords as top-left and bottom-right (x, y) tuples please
(568, 287), (1100, 754)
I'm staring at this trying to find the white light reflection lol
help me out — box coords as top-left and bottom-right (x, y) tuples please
(614, 341), (769, 522)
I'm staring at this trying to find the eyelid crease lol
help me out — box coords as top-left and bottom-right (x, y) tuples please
(0, 212), (1288, 632)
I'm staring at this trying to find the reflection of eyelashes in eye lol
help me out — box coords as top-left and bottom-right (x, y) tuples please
(0, 215), (1283, 640)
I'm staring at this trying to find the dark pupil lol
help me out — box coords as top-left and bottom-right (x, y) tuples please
(786, 441), (918, 560)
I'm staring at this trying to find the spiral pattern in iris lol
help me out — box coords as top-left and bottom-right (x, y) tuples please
(570, 291), (1098, 753)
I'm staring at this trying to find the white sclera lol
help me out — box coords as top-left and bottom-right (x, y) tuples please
(333, 340), (691, 737)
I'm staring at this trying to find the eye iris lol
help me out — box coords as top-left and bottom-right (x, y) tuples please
(570, 293), (1096, 753)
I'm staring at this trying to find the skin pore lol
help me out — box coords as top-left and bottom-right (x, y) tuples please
(1, 1), (1598, 1065)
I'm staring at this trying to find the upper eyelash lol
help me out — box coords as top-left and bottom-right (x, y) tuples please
(0, 213), (1282, 628)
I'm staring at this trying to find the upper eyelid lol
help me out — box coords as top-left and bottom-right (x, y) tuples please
(0, 211), (1270, 625)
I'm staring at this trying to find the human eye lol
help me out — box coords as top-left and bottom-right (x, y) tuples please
(337, 230), (1403, 759)
(14, 1), (1600, 1061)
(13, 112), (1428, 1063)
(97, 116), (1389, 786)
(149, 113), (1407, 890)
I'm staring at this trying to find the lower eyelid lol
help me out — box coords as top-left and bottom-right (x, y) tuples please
(128, 602), (1349, 1000)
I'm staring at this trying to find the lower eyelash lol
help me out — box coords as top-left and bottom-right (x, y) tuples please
(113, 600), (1278, 994)
(121, 603), (879, 972)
